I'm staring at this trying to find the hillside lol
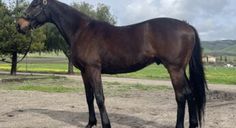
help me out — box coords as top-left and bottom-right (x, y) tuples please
(201, 40), (236, 55)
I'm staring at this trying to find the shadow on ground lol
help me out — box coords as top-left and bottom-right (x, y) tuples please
(5, 108), (173, 128)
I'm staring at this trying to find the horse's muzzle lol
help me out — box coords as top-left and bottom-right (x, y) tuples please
(16, 17), (31, 34)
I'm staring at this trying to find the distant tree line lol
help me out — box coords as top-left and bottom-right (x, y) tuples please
(0, 0), (116, 75)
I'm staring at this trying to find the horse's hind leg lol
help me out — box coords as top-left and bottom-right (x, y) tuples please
(185, 76), (198, 128)
(167, 66), (189, 128)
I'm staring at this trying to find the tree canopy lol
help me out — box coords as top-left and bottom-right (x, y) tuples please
(0, 0), (46, 75)
(72, 2), (116, 25)
(0, 1), (116, 75)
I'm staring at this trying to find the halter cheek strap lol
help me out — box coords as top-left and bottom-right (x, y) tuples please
(27, 0), (48, 20)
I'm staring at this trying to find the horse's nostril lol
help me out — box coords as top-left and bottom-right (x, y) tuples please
(16, 23), (23, 33)
(16, 24), (20, 30)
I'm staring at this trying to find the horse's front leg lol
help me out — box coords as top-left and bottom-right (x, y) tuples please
(83, 66), (111, 128)
(81, 72), (97, 128)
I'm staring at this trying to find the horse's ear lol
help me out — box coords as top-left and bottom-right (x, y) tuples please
(43, 0), (47, 5)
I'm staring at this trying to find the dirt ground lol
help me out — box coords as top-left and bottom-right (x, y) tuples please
(0, 76), (236, 128)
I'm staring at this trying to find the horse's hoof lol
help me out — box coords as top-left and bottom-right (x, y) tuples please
(189, 122), (198, 128)
(85, 121), (97, 128)
(175, 125), (184, 128)
(102, 124), (111, 128)
(85, 124), (94, 128)
(189, 125), (198, 128)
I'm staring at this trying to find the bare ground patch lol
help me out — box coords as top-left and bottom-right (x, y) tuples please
(0, 74), (235, 128)
(0, 85), (235, 128)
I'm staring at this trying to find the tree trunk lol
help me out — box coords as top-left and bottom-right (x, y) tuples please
(10, 51), (17, 75)
(67, 54), (74, 74)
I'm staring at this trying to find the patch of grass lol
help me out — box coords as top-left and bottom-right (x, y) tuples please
(0, 75), (84, 93)
(0, 74), (62, 81)
(104, 82), (171, 92)
(0, 63), (69, 74)
(205, 66), (236, 85)
(10, 85), (80, 93)
(114, 65), (170, 80)
(103, 81), (121, 86)
(114, 65), (236, 85)
(116, 83), (171, 92)
(0, 75), (171, 94)
(1, 53), (236, 85)
(103, 82), (171, 96)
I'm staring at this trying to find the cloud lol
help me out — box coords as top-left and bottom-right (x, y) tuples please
(117, 0), (236, 40)
(122, 0), (158, 24)
(6, 0), (235, 40)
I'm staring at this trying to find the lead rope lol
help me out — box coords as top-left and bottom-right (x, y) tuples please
(16, 32), (33, 63)
(0, 32), (33, 64)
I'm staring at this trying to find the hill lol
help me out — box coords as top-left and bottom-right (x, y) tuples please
(201, 40), (236, 56)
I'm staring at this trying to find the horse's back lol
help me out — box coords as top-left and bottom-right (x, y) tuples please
(75, 18), (196, 74)
(112, 18), (196, 68)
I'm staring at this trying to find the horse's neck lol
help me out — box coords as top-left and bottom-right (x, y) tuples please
(49, 1), (90, 45)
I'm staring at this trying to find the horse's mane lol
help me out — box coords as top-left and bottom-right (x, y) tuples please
(53, 0), (92, 21)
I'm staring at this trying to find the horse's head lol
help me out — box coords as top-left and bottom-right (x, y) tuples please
(17, 0), (50, 34)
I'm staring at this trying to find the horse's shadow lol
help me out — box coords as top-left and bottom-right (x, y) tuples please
(5, 108), (173, 128)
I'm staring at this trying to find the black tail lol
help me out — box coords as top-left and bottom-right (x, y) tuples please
(189, 26), (207, 127)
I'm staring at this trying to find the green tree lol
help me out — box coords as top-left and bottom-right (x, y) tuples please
(72, 2), (116, 24)
(45, 2), (116, 74)
(0, 0), (46, 75)
(96, 3), (116, 25)
(44, 23), (72, 74)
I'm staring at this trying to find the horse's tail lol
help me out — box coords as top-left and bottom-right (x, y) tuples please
(189, 26), (207, 127)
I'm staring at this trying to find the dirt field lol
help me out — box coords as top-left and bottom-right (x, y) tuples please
(0, 76), (236, 128)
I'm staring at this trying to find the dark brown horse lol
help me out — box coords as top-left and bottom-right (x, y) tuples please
(16, 0), (207, 128)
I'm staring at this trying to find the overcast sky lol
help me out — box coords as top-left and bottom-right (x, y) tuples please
(3, 0), (236, 41)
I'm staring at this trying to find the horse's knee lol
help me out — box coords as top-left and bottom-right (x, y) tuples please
(175, 90), (186, 102)
(95, 94), (105, 109)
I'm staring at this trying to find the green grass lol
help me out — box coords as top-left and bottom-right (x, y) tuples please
(205, 66), (236, 85)
(0, 53), (236, 85)
(104, 81), (171, 92)
(0, 75), (83, 93)
(1, 63), (236, 85)
(115, 65), (170, 79)
(0, 75), (171, 94)
(114, 83), (170, 92)
(11, 85), (79, 93)
(116, 65), (236, 85)
(0, 63), (69, 73)
(0, 74), (61, 79)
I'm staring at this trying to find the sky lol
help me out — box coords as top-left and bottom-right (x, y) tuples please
(3, 0), (236, 41)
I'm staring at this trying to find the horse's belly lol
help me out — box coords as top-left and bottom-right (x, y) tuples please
(101, 57), (155, 74)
